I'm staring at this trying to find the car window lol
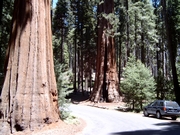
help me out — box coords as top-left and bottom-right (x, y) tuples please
(166, 101), (179, 107)
(156, 101), (160, 106)
(148, 102), (153, 106)
(159, 102), (164, 106)
(152, 101), (157, 106)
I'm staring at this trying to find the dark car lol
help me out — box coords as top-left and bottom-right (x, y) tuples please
(143, 100), (180, 120)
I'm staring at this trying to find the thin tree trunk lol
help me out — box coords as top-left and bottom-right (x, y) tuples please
(135, 11), (138, 59)
(73, 25), (77, 93)
(0, 0), (3, 25)
(118, 37), (122, 83)
(77, 48), (80, 90)
(0, 39), (1, 60)
(0, 0), (59, 134)
(60, 29), (64, 63)
(89, 69), (92, 94)
(81, 50), (84, 95)
(156, 42), (160, 98)
(81, 12), (84, 95)
(141, 18), (145, 64)
(126, 0), (130, 60)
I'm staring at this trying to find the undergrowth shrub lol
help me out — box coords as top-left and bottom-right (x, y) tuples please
(121, 55), (156, 110)
(55, 64), (73, 120)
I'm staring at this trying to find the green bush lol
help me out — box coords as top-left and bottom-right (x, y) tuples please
(121, 56), (156, 110)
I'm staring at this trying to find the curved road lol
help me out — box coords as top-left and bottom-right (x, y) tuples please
(69, 104), (180, 135)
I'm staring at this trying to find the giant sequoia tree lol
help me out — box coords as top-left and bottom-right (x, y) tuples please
(162, 0), (180, 104)
(0, 0), (59, 134)
(90, 0), (121, 102)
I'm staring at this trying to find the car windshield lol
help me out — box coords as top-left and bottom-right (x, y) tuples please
(166, 101), (179, 108)
(148, 102), (153, 106)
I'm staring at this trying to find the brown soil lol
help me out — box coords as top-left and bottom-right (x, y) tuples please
(12, 118), (86, 135)
(12, 91), (125, 135)
(70, 91), (126, 110)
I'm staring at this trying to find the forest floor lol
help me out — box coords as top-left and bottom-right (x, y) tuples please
(12, 91), (127, 135)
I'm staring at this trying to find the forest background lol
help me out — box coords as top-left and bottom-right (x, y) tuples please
(0, 0), (180, 112)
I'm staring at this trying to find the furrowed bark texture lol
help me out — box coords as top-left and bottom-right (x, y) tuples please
(90, 0), (121, 103)
(0, 0), (59, 134)
(162, 0), (180, 105)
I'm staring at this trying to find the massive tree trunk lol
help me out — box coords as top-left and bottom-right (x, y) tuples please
(0, 0), (59, 134)
(162, 0), (180, 104)
(90, 0), (121, 103)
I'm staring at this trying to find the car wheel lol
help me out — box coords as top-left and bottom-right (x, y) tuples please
(144, 110), (149, 117)
(171, 116), (177, 120)
(156, 111), (161, 119)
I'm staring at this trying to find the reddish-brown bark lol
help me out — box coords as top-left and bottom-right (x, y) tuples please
(0, 0), (59, 134)
(90, 0), (121, 103)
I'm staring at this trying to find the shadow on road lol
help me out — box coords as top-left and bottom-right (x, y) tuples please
(144, 115), (173, 121)
(110, 121), (180, 135)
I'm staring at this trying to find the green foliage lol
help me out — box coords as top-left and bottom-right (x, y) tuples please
(63, 114), (80, 124)
(102, 13), (120, 37)
(0, 0), (14, 74)
(55, 64), (73, 120)
(0, 0), (14, 91)
(128, 0), (158, 49)
(176, 61), (180, 86)
(52, 35), (69, 68)
(121, 55), (156, 110)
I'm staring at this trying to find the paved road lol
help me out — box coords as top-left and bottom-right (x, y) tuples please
(69, 104), (180, 135)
